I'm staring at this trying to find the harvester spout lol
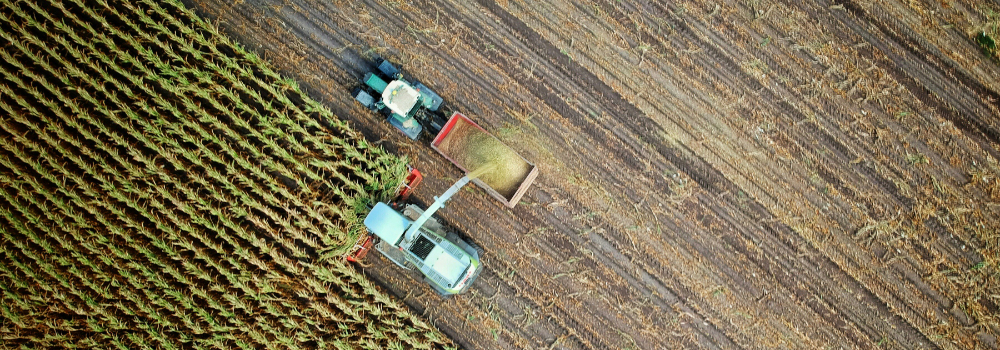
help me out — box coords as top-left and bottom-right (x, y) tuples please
(402, 175), (471, 242)
(401, 163), (496, 242)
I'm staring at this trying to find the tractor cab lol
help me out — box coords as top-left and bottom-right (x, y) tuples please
(382, 80), (422, 119)
(364, 202), (409, 246)
(353, 57), (446, 139)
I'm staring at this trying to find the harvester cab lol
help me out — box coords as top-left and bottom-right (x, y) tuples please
(352, 57), (446, 139)
(347, 168), (482, 296)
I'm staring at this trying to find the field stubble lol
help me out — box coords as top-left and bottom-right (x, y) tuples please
(183, 0), (999, 349)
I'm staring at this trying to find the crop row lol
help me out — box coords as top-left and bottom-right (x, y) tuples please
(0, 0), (452, 349)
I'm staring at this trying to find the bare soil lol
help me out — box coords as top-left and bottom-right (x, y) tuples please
(181, 0), (1000, 349)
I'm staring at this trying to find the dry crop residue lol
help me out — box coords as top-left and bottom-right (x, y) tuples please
(182, 0), (1000, 349)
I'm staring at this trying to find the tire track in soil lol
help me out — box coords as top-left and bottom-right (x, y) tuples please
(417, 1), (664, 180)
(596, 2), (964, 348)
(513, 195), (713, 350)
(388, 10), (741, 347)
(518, 192), (731, 350)
(760, 0), (997, 188)
(470, 0), (940, 348)
(756, 1), (994, 338)
(470, 193), (631, 350)
(484, 258), (604, 350)
(832, 0), (1000, 159)
(593, 0), (891, 240)
(639, 0), (914, 212)
(704, 0), (988, 346)
(586, 0), (916, 260)
(179, 0), (997, 348)
(475, 268), (590, 350)
(674, 4), (918, 225)
(200, 0), (905, 348)
(530, 0), (957, 348)
(429, 1), (743, 348)
(323, 1), (665, 347)
(396, 198), (607, 349)
(423, 197), (639, 350)
(374, 263), (581, 350)
(438, 1), (828, 349)
(171, 3), (600, 349)
(653, 3), (945, 348)
(241, 0), (551, 152)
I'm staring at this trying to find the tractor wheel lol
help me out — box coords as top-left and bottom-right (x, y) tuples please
(375, 57), (401, 78)
(352, 87), (375, 109)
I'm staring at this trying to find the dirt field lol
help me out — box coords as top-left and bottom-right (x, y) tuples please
(180, 0), (1000, 349)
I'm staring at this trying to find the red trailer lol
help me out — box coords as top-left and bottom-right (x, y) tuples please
(432, 112), (538, 208)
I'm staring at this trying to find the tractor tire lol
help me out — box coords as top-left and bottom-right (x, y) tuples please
(450, 232), (482, 258)
(352, 87), (375, 109)
(376, 57), (400, 78)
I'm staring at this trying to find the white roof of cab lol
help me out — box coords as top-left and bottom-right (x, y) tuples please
(382, 80), (420, 117)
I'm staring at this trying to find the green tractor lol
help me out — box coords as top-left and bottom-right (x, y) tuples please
(353, 57), (448, 139)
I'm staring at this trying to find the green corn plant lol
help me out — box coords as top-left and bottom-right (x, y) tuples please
(114, 69), (364, 252)
(1, 0), (444, 347)
(112, 0), (398, 200)
(108, 334), (131, 350)
(0, 293), (29, 328)
(0, 198), (112, 304)
(152, 0), (286, 83)
(0, 121), (122, 303)
(0, 182), (98, 315)
(0, 238), (74, 312)
(0, 263), (37, 307)
(0, 15), (312, 284)
(125, 332), (154, 350)
(0, 121), (219, 339)
(86, 24), (318, 192)
(0, 155), (186, 330)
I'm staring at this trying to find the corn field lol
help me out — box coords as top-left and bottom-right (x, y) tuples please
(0, 0), (454, 348)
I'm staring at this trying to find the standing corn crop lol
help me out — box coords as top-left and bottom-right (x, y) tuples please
(0, 0), (455, 348)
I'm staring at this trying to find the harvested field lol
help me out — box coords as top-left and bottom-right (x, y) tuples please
(195, 0), (1000, 349)
(0, 0), (454, 348)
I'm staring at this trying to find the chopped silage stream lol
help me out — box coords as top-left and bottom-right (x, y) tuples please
(436, 118), (533, 199)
